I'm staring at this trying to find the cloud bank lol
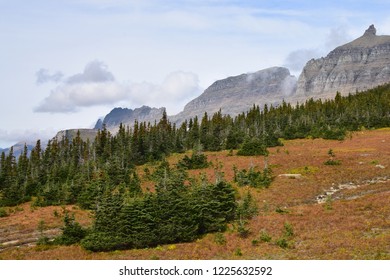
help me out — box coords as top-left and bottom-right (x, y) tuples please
(0, 128), (57, 148)
(35, 61), (201, 114)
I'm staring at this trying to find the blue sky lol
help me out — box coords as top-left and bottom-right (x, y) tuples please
(1, 0), (390, 148)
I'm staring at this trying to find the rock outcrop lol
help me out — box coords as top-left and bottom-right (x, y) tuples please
(55, 129), (98, 142)
(172, 67), (296, 123)
(95, 106), (166, 133)
(296, 25), (390, 99)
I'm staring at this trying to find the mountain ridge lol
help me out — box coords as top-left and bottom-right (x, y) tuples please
(4, 24), (390, 150)
(295, 24), (390, 99)
(171, 66), (297, 124)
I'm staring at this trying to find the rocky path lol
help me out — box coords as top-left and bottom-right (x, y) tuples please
(0, 227), (61, 251)
(316, 176), (390, 204)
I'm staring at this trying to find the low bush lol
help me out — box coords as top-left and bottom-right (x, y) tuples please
(234, 166), (273, 188)
(177, 153), (209, 169)
(259, 229), (272, 243)
(214, 232), (227, 245)
(276, 238), (289, 249)
(324, 159), (342, 166)
(0, 207), (9, 217)
(81, 232), (127, 252)
(54, 212), (87, 246)
(237, 138), (268, 156)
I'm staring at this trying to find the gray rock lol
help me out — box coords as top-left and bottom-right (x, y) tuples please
(55, 129), (98, 142)
(295, 25), (390, 99)
(171, 67), (296, 123)
(96, 106), (166, 134)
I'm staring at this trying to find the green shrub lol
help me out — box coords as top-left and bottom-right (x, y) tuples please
(324, 159), (342, 166)
(177, 153), (209, 169)
(234, 167), (273, 188)
(324, 149), (341, 165)
(214, 232), (227, 245)
(275, 207), (289, 214)
(251, 239), (260, 246)
(237, 221), (251, 238)
(321, 127), (346, 140)
(0, 207), (9, 217)
(234, 248), (243, 256)
(237, 138), (268, 156)
(54, 212), (87, 246)
(259, 229), (272, 243)
(81, 232), (127, 252)
(276, 238), (289, 249)
(283, 222), (294, 237)
(236, 191), (258, 220)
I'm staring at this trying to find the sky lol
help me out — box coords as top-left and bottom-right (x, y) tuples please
(1, 0), (390, 148)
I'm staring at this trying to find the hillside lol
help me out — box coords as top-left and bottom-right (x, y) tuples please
(0, 128), (389, 260)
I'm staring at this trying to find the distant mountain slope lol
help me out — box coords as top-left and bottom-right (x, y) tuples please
(95, 106), (166, 133)
(171, 67), (296, 123)
(0, 142), (35, 158)
(55, 128), (98, 142)
(296, 25), (390, 99)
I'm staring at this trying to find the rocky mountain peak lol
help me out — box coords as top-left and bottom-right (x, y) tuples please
(295, 24), (390, 99)
(363, 24), (376, 36)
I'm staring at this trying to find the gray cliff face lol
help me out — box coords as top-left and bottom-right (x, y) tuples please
(96, 106), (166, 133)
(55, 129), (98, 142)
(296, 25), (390, 99)
(172, 67), (296, 123)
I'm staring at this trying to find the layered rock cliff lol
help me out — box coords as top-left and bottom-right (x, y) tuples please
(296, 25), (390, 99)
(172, 67), (296, 123)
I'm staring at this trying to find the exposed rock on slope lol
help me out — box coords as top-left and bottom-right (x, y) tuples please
(95, 106), (166, 133)
(55, 129), (98, 142)
(172, 67), (296, 123)
(296, 25), (390, 99)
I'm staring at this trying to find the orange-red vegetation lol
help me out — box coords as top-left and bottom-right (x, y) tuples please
(0, 128), (389, 259)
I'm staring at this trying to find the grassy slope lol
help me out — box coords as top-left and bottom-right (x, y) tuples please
(0, 128), (389, 260)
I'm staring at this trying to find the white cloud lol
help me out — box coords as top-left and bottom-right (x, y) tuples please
(35, 61), (201, 114)
(121, 71), (202, 114)
(35, 82), (128, 113)
(161, 71), (201, 101)
(284, 49), (322, 73)
(66, 60), (115, 84)
(0, 128), (57, 147)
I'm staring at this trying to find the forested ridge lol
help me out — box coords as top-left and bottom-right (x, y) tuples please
(1, 84), (390, 251)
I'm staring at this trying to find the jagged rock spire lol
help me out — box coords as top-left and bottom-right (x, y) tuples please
(363, 24), (376, 36)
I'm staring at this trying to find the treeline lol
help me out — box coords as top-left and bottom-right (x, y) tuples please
(1, 84), (390, 208)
